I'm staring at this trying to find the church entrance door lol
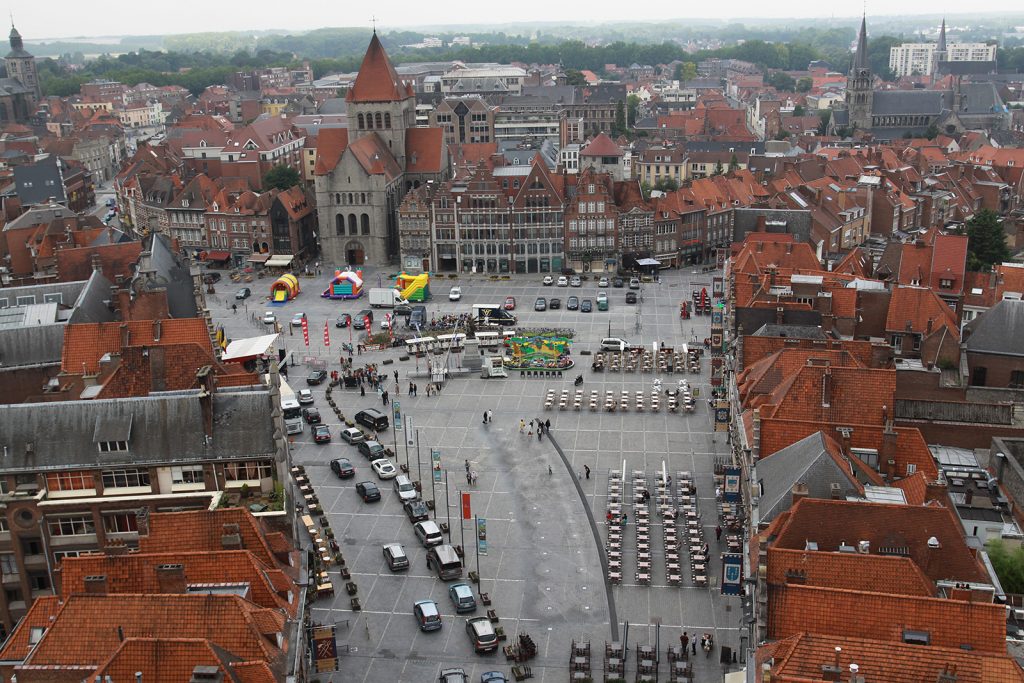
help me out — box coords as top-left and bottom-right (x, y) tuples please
(345, 240), (365, 266)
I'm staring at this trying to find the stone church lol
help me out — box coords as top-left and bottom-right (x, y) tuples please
(314, 33), (448, 267)
(0, 24), (39, 124)
(832, 16), (1009, 140)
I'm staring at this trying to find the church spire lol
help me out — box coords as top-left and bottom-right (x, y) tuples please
(936, 18), (947, 54)
(853, 14), (869, 70)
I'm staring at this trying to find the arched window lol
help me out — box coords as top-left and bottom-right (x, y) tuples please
(358, 113), (365, 129)
(385, 113), (391, 128)
(361, 193), (366, 203)
(348, 193), (354, 204)
(348, 214), (358, 235)
(361, 213), (370, 235)
(335, 214), (344, 235)
(335, 193), (341, 204)
(375, 112), (383, 129)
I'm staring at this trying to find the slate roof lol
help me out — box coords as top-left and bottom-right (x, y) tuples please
(749, 323), (827, 339)
(13, 157), (67, 206)
(0, 389), (275, 472)
(871, 90), (948, 117)
(964, 299), (1024, 357)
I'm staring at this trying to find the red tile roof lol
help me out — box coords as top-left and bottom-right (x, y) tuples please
(313, 127), (349, 175)
(90, 638), (276, 683)
(346, 33), (412, 103)
(0, 596), (61, 660)
(139, 508), (278, 568)
(766, 547), (934, 596)
(62, 319), (212, 374)
(581, 132), (623, 157)
(885, 286), (958, 336)
(348, 133), (403, 180)
(406, 127), (445, 173)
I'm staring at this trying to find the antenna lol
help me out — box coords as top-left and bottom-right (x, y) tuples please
(371, 16), (378, 34)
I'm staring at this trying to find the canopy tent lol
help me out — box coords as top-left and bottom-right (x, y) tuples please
(204, 250), (231, 262)
(222, 334), (280, 363)
(636, 258), (661, 266)
(248, 253), (271, 264)
(266, 254), (295, 268)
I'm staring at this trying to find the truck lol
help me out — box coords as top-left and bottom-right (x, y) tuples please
(481, 356), (508, 379)
(278, 377), (303, 435)
(473, 304), (517, 328)
(368, 288), (408, 309)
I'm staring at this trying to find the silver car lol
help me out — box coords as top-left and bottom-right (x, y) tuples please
(394, 475), (418, 501)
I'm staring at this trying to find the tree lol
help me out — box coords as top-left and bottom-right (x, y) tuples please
(564, 69), (587, 86)
(925, 122), (940, 140)
(964, 209), (1009, 272)
(796, 77), (813, 93)
(673, 61), (697, 82)
(654, 177), (679, 193)
(712, 161), (724, 176)
(987, 539), (1024, 594)
(263, 165), (301, 191)
(728, 154), (740, 172)
(766, 71), (796, 91)
(613, 100), (627, 137)
(793, 104), (805, 117)
(817, 110), (831, 135)
(626, 94), (640, 127)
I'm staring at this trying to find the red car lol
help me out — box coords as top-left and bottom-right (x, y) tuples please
(504, 296), (516, 310)
(313, 425), (332, 443)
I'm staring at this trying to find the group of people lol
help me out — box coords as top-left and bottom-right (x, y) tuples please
(678, 632), (714, 657)
(519, 418), (551, 438)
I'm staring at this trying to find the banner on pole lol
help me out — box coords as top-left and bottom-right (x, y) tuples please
(301, 317), (309, 347)
(392, 400), (402, 431)
(405, 418), (414, 448)
(461, 492), (472, 520)
(431, 449), (442, 483)
(722, 553), (743, 596)
(724, 466), (741, 502)
(322, 320), (330, 347)
(477, 517), (487, 555)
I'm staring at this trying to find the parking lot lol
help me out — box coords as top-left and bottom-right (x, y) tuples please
(207, 265), (741, 682)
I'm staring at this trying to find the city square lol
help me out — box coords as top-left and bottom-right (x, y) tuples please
(208, 265), (742, 681)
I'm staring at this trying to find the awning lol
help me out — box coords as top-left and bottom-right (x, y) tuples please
(265, 255), (294, 268)
(248, 253), (271, 263)
(205, 250), (231, 261)
(222, 334), (280, 362)
(636, 258), (661, 266)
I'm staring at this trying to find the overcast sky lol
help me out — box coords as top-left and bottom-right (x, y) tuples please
(14, 2), (1024, 41)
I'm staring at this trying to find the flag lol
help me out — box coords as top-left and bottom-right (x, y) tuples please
(323, 320), (330, 347)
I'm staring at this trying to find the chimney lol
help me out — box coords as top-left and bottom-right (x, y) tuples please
(821, 645), (842, 681)
(104, 539), (129, 557)
(923, 536), (941, 576)
(925, 479), (948, 503)
(117, 625), (125, 642)
(189, 666), (223, 683)
(791, 482), (809, 505)
(822, 368), (832, 408)
(756, 215), (767, 232)
(776, 306), (784, 325)
(152, 319), (162, 342)
(83, 575), (108, 595)
(964, 487), (974, 505)
(221, 523), (242, 550)
(120, 323), (130, 348)
(155, 563), (187, 594)
(995, 452), (1007, 483)
(196, 366), (215, 439)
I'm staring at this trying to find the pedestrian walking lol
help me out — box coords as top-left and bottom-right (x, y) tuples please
(622, 513), (628, 526)
(486, 410), (493, 423)
(471, 470), (478, 485)
(715, 525), (722, 541)
(467, 471), (472, 485)
(681, 632), (689, 654)
(519, 419), (525, 434)
(394, 370), (399, 383)
(584, 465), (591, 479)
(483, 411), (488, 424)
(465, 459), (471, 473)
(537, 429), (542, 441)
(691, 639), (696, 656)
(383, 391), (390, 406)
(545, 418), (551, 433)
(360, 385), (365, 397)
(548, 465), (553, 475)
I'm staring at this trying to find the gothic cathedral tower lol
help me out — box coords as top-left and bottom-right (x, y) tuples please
(345, 31), (416, 168)
(846, 16), (873, 130)
(931, 18), (947, 85)
(5, 24), (40, 102)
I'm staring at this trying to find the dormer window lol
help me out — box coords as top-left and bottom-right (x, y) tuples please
(98, 440), (128, 453)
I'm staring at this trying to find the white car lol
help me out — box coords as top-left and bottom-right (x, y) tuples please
(598, 276), (609, 287)
(297, 389), (314, 405)
(570, 276), (582, 287)
(542, 276), (553, 286)
(290, 312), (306, 327)
(371, 458), (399, 480)
(381, 316), (392, 330)
(556, 276), (568, 287)
(262, 311), (277, 325)
(340, 427), (366, 444)
(449, 286), (462, 301)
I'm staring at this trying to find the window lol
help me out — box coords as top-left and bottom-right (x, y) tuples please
(53, 550), (96, 565)
(47, 515), (96, 537)
(103, 512), (139, 534)
(906, 463), (917, 475)
(101, 468), (150, 489)
(28, 627), (45, 644)
(939, 278), (953, 289)
(97, 441), (128, 453)
(172, 465), (205, 485)
(0, 554), (17, 577)
(224, 461), (273, 482)
(1010, 371), (1024, 389)
(28, 574), (50, 592)
(46, 471), (95, 492)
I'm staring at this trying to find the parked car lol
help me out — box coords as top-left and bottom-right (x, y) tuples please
(302, 407), (321, 424)
(449, 286), (462, 301)
(297, 389), (314, 405)
(355, 481), (381, 502)
(534, 297), (547, 311)
(394, 302), (412, 316)
(449, 583), (477, 612)
(439, 669), (469, 683)
(542, 275), (553, 286)
(600, 337), (633, 352)
(503, 296), (516, 310)
(465, 617), (499, 653)
(598, 276), (609, 287)
(629, 278), (641, 289)
(597, 292), (609, 311)
(330, 458), (355, 479)
(290, 312), (307, 327)
(262, 311), (277, 325)
(567, 296), (579, 311)
(371, 458), (398, 479)
(380, 316), (392, 330)
(612, 277), (625, 288)
(306, 369), (327, 385)
(340, 427), (366, 444)
(557, 276), (569, 287)
(625, 291), (638, 304)
(334, 313), (352, 328)
(383, 543), (409, 571)
(480, 673), (508, 683)
(203, 272), (221, 284)
(413, 599), (443, 632)
(353, 309), (373, 329)
(355, 408), (390, 432)
(570, 276), (582, 287)
(581, 299), (593, 313)
(404, 500), (430, 522)
(357, 440), (385, 460)
(548, 297), (561, 310)
(394, 474), (418, 501)
(313, 425), (331, 443)
(414, 520), (444, 547)
(235, 287), (251, 300)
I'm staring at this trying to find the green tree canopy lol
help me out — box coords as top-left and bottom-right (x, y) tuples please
(766, 71), (796, 91)
(964, 209), (1009, 272)
(263, 165), (301, 191)
(564, 69), (587, 86)
(987, 539), (1024, 594)
(796, 77), (813, 92)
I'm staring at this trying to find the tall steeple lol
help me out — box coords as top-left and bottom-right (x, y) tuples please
(931, 18), (948, 83)
(853, 14), (869, 70)
(936, 18), (947, 54)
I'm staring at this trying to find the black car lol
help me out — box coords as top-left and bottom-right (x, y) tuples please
(335, 313), (352, 328)
(548, 297), (561, 310)
(356, 481), (381, 502)
(235, 287), (251, 300)
(534, 297), (547, 311)
(567, 296), (580, 311)
(302, 407), (321, 424)
(330, 458), (355, 478)
(612, 277), (625, 288)
(353, 309), (374, 329)
(404, 500), (430, 522)
(625, 291), (638, 304)
(393, 303), (413, 317)
(306, 369), (327, 385)
(203, 272), (222, 284)
(581, 299), (593, 313)
(357, 440), (386, 460)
